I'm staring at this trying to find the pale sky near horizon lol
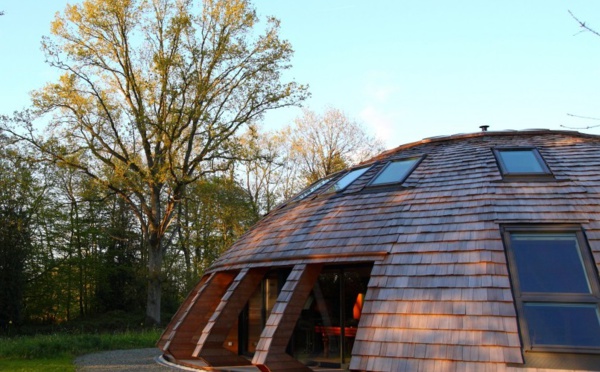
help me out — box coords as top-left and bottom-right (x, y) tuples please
(1, 1), (600, 149)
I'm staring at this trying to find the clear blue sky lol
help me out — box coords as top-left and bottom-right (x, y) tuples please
(1, 1), (600, 148)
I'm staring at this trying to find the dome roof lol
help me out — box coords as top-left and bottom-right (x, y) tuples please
(210, 129), (599, 271)
(160, 129), (600, 372)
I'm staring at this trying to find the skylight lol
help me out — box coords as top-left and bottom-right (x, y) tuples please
(494, 148), (551, 176)
(369, 158), (420, 186)
(292, 174), (336, 201)
(323, 166), (371, 193)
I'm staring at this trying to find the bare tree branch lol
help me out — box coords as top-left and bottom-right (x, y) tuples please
(569, 10), (600, 38)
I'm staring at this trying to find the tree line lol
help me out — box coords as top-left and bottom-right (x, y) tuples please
(0, 108), (381, 332)
(0, 0), (383, 330)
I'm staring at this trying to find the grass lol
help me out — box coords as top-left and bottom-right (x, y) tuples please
(0, 328), (162, 371)
(0, 357), (75, 372)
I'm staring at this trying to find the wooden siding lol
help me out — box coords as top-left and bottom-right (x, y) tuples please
(161, 271), (237, 360)
(164, 130), (600, 371)
(350, 133), (600, 371)
(157, 274), (209, 350)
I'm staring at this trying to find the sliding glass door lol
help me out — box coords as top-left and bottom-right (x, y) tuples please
(290, 264), (372, 369)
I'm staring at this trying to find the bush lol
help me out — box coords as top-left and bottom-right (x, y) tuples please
(0, 329), (162, 360)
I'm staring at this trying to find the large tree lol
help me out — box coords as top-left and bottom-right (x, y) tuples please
(3, 0), (306, 324)
(237, 125), (302, 217)
(290, 107), (385, 184)
(0, 141), (35, 333)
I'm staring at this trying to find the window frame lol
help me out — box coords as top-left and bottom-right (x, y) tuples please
(366, 156), (424, 188)
(493, 147), (554, 181)
(501, 225), (600, 355)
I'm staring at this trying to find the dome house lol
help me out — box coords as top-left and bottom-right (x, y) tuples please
(159, 129), (600, 371)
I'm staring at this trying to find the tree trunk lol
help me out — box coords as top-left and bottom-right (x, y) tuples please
(146, 229), (163, 325)
(178, 194), (193, 284)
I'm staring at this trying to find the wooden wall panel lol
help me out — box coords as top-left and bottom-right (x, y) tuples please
(162, 271), (237, 360)
(157, 274), (209, 350)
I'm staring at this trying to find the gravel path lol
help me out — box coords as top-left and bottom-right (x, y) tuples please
(74, 348), (180, 371)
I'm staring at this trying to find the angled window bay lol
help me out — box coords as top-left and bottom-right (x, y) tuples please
(502, 226), (600, 354)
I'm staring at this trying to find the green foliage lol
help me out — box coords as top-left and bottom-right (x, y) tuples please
(0, 329), (161, 360)
(0, 142), (37, 333)
(21, 167), (147, 325)
(17, 310), (150, 336)
(0, 208), (30, 330)
(95, 198), (145, 314)
(0, 0), (383, 333)
(176, 176), (257, 287)
(0, 358), (74, 372)
(9, 0), (308, 325)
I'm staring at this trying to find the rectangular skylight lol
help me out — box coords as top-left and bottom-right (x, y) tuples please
(369, 157), (420, 186)
(323, 166), (371, 193)
(494, 148), (551, 176)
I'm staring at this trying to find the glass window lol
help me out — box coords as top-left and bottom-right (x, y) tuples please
(494, 148), (551, 176)
(290, 264), (373, 368)
(510, 234), (590, 293)
(524, 303), (600, 347)
(323, 166), (371, 194)
(503, 227), (600, 353)
(369, 158), (420, 186)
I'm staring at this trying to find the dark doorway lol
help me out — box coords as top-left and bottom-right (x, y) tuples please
(236, 269), (289, 357)
(289, 264), (373, 369)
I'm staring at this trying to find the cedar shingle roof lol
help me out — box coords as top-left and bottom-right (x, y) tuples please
(164, 130), (600, 371)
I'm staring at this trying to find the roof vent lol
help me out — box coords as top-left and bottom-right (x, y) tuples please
(480, 125), (489, 132)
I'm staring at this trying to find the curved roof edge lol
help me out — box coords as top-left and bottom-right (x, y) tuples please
(364, 128), (600, 164)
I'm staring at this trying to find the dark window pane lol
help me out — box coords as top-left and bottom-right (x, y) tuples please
(371, 159), (418, 186)
(325, 167), (370, 193)
(291, 265), (373, 367)
(524, 303), (600, 347)
(511, 234), (590, 293)
(497, 150), (546, 174)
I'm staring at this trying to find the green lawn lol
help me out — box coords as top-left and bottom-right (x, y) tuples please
(0, 329), (162, 371)
(0, 357), (74, 372)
